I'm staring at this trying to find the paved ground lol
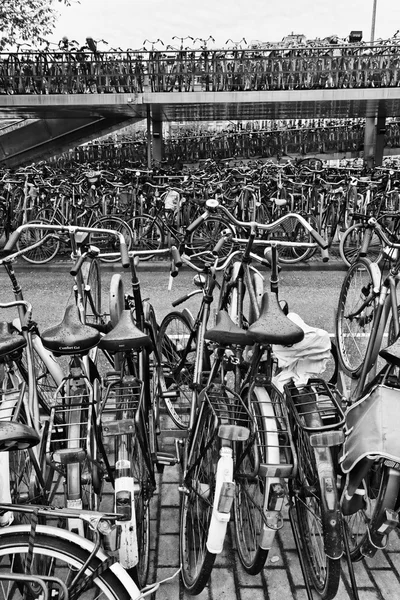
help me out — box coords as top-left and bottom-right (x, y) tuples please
(148, 462), (400, 600)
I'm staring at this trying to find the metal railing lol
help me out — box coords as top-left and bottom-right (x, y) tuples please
(0, 43), (400, 95)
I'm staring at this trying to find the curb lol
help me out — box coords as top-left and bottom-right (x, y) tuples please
(11, 258), (347, 273)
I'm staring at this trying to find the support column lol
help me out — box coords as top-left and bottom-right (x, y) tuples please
(152, 117), (163, 164)
(146, 105), (152, 169)
(375, 115), (386, 167)
(364, 117), (376, 168)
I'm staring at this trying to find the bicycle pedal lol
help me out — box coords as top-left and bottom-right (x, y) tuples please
(156, 451), (179, 466)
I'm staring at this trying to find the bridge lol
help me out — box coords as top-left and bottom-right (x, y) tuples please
(0, 43), (400, 167)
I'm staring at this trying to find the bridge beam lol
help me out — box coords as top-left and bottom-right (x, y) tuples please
(0, 115), (140, 168)
(364, 114), (386, 168)
(152, 115), (163, 164)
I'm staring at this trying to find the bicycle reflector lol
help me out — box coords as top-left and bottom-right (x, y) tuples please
(309, 430), (344, 447)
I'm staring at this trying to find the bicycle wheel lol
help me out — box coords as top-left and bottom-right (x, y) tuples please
(157, 311), (196, 429)
(336, 257), (380, 377)
(0, 527), (135, 600)
(82, 260), (102, 325)
(233, 388), (269, 574)
(187, 217), (235, 264)
(91, 216), (132, 263)
(343, 463), (400, 561)
(320, 200), (339, 246)
(268, 216), (313, 264)
(339, 223), (383, 268)
(128, 434), (151, 588)
(17, 219), (60, 264)
(180, 402), (218, 594)
(292, 428), (341, 600)
(129, 215), (163, 259)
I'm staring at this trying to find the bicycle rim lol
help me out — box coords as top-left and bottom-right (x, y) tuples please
(336, 257), (379, 376)
(187, 217), (234, 264)
(81, 260), (102, 325)
(180, 402), (218, 594)
(0, 528), (134, 600)
(91, 217), (132, 263)
(17, 219), (60, 264)
(158, 311), (195, 429)
(233, 391), (269, 574)
(339, 224), (383, 267)
(129, 215), (163, 259)
(344, 464), (400, 561)
(293, 434), (341, 600)
(268, 216), (312, 264)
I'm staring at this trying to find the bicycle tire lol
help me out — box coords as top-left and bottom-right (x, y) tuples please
(127, 435), (151, 588)
(0, 526), (136, 600)
(336, 257), (381, 377)
(90, 216), (133, 263)
(343, 463), (400, 561)
(82, 260), (102, 325)
(320, 199), (339, 246)
(17, 219), (60, 264)
(187, 217), (235, 265)
(339, 223), (383, 268)
(129, 214), (163, 260)
(180, 401), (218, 594)
(233, 387), (269, 574)
(291, 414), (341, 600)
(157, 311), (196, 429)
(65, 382), (101, 520)
(268, 216), (313, 264)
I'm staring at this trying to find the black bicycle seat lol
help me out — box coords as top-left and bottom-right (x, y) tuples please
(246, 292), (304, 346)
(205, 310), (251, 347)
(98, 310), (152, 352)
(0, 322), (26, 358)
(0, 421), (39, 451)
(41, 304), (101, 355)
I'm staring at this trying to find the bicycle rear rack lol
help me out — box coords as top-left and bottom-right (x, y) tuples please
(46, 399), (94, 467)
(99, 373), (141, 437)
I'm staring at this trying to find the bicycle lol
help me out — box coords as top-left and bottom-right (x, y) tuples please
(96, 245), (181, 587)
(0, 502), (147, 600)
(335, 216), (400, 564)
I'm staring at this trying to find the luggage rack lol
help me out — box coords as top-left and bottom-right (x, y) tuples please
(99, 372), (142, 438)
(46, 400), (93, 466)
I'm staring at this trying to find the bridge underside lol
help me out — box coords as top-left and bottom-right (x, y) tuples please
(0, 88), (399, 167)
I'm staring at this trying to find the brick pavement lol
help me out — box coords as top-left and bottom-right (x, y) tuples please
(147, 463), (400, 600)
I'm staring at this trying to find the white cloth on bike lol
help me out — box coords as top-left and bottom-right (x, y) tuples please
(271, 312), (331, 393)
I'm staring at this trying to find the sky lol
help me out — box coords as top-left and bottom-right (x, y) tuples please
(49, 0), (400, 50)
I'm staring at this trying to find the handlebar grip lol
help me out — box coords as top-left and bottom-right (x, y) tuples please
(172, 293), (189, 307)
(120, 241), (130, 268)
(70, 254), (86, 277)
(171, 245), (182, 268)
(185, 212), (207, 235)
(212, 237), (226, 256)
(4, 229), (20, 251)
(308, 228), (329, 250)
(321, 247), (329, 262)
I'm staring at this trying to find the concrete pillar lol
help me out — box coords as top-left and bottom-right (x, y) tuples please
(152, 117), (163, 164)
(364, 117), (376, 168)
(146, 106), (152, 169)
(375, 115), (386, 167)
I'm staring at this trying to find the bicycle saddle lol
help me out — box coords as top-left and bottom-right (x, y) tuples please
(0, 322), (26, 358)
(0, 421), (39, 451)
(41, 303), (101, 355)
(98, 310), (152, 352)
(205, 310), (251, 346)
(246, 292), (304, 345)
(379, 337), (400, 367)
